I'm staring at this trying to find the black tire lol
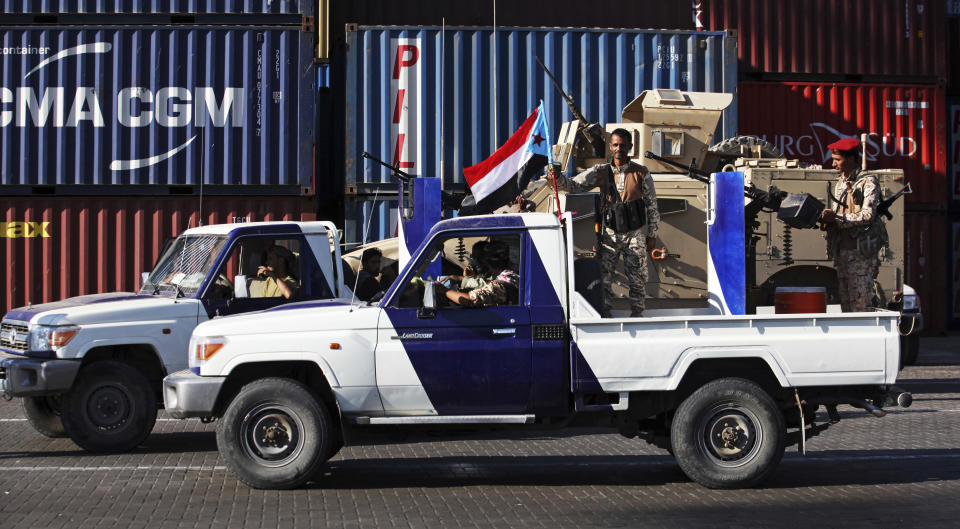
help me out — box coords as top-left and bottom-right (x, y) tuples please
(22, 395), (67, 438)
(900, 332), (920, 367)
(710, 136), (783, 159)
(60, 361), (158, 453)
(217, 378), (331, 489)
(671, 378), (786, 489)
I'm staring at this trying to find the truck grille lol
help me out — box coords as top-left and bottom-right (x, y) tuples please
(0, 321), (29, 353)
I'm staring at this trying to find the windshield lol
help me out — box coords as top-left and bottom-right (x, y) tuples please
(140, 235), (228, 297)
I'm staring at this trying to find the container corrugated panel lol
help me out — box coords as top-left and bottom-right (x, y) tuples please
(0, 26), (315, 190)
(949, 18), (960, 94)
(0, 195), (317, 313)
(737, 82), (948, 210)
(342, 26), (737, 192)
(333, 0), (694, 31)
(904, 211), (948, 333)
(949, 215), (960, 330)
(701, 0), (947, 80)
(1, 1), (310, 15)
(343, 196), (398, 249)
(949, 97), (960, 207)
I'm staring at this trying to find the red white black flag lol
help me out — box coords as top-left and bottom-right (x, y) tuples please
(460, 102), (551, 215)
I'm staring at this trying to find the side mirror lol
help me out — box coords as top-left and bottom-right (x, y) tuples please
(418, 279), (436, 319)
(234, 275), (250, 299)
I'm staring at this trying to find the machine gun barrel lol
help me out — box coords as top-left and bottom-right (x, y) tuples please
(362, 151), (412, 182)
(535, 56), (587, 125)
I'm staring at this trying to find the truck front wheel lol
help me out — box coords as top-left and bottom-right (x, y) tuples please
(22, 396), (66, 438)
(60, 361), (158, 453)
(671, 378), (785, 489)
(217, 378), (331, 489)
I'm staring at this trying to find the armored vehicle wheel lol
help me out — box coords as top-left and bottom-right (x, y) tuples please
(671, 378), (785, 489)
(217, 378), (331, 489)
(22, 395), (66, 438)
(61, 361), (158, 453)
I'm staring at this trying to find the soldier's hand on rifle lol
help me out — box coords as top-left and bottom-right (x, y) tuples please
(820, 209), (838, 224)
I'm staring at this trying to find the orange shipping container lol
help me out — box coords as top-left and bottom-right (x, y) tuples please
(1, 196), (316, 313)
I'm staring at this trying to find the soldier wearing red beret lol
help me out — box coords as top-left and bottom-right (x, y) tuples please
(819, 137), (888, 312)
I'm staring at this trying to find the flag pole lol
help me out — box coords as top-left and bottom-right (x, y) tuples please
(541, 98), (562, 218)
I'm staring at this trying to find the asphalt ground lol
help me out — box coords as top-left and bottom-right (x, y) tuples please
(1, 337), (959, 529)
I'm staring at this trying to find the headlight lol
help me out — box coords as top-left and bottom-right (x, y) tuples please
(902, 294), (920, 312)
(189, 335), (226, 367)
(29, 325), (80, 353)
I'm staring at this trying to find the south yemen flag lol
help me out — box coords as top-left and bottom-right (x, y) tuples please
(461, 102), (551, 215)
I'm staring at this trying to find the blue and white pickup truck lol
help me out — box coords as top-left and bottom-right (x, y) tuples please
(164, 211), (911, 490)
(1, 221), (347, 452)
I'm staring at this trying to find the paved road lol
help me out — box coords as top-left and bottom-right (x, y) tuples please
(2, 339), (959, 529)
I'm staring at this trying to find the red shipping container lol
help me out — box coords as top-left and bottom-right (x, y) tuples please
(700, 0), (947, 80)
(904, 211), (948, 334)
(737, 81), (948, 209)
(0, 196), (317, 314)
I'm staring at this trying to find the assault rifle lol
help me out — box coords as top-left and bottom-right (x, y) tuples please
(877, 182), (911, 220)
(535, 57), (606, 158)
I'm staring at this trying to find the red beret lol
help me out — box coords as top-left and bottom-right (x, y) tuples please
(827, 137), (861, 153)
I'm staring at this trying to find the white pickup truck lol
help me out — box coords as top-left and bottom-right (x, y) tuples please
(1, 221), (347, 452)
(164, 211), (911, 490)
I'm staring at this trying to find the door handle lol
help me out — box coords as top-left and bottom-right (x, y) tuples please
(491, 328), (516, 336)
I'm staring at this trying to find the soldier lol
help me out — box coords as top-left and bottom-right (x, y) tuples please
(437, 240), (518, 307)
(820, 137), (887, 312)
(550, 128), (660, 317)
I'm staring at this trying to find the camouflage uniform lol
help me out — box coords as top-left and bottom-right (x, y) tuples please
(825, 169), (886, 312)
(556, 161), (660, 315)
(462, 269), (519, 307)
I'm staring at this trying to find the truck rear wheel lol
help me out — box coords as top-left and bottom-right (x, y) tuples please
(671, 378), (785, 489)
(22, 396), (66, 438)
(61, 361), (158, 453)
(217, 378), (331, 489)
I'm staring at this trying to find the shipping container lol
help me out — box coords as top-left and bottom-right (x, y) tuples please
(701, 0), (947, 81)
(0, 25), (315, 192)
(737, 82), (948, 210)
(904, 210), (948, 334)
(0, 1), (311, 16)
(341, 25), (737, 199)
(0, 195), (317, 313)
(332, 0), (694, 33)
(949, 97), (960, 207)
(949, 18), (960, 94)
(950, 215), (960, 330)
(343, 196), (399, 249)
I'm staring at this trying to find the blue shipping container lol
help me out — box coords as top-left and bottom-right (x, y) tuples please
(343, 26), (738, 192)
(0, 25), (315, 190)
(1, 0), (311, 15)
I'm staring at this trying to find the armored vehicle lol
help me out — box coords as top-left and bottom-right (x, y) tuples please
(534, 89), (920, 363)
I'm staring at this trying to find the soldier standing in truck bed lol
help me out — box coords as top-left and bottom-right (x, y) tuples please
(551, 128), (660, 317)
(819, 137), (887, 312)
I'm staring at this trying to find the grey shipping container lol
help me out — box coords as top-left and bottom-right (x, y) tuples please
(0, 25), (315, 193)
(1, 1), (311, 15)
(340, 26), (737, 242)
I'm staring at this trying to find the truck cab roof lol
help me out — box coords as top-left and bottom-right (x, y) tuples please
(183, 221), (336, 237)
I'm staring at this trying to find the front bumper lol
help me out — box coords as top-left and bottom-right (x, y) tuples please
(0, 356), (80, 397)
(163, 370), (226, 419)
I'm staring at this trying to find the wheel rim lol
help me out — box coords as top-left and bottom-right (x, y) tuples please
(696, 402), (763, 468)
(240, 403), (305, 468)
(84, 385), (132, 430)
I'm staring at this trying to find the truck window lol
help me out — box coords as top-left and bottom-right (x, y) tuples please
(390, 233), (522, 309)
(207, 238), (304, 301)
